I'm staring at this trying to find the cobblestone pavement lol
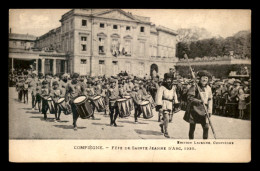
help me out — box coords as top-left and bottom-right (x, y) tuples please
(9, 87), (251, 139)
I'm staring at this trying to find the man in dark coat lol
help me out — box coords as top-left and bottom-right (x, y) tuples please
(183, 70), (213, 139)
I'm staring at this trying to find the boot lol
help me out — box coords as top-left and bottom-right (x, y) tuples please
(164, 132), (170, 138)
(159, 124), (164, 133)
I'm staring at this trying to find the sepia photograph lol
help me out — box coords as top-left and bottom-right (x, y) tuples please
(8, 9), (251, 162)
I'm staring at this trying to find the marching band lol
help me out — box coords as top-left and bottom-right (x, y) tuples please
(9, 68), (251, 139)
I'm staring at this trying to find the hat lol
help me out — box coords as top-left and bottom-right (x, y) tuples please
(110, 79), (116, 83)
(42, 80), (48, 85)
(197, 70), (211, 78)
(164, 73), (174, 80)
(243, 81), (249, 86)
(52, 81), (59, 86)
(234, 79), (241, 85)
(227, 79), (234, 85)
(72, 73), (79, 79)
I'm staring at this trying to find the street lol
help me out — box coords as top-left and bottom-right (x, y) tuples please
(9, 87), (251, 139)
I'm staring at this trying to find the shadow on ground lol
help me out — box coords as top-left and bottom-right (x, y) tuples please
(91, 122), (111, 126)
(134, 129), (162, 136)
(26, 111), (41, 114)
(22, 107), (33, 110)
(30, 116), (43, 119)
(118, 120), (148, 125)
(53, 125), (86, 129)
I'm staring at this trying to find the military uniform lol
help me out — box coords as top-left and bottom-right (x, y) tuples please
(49, 81), (63, 121)
(28, 75), (38, 109)
(107, 79), (120, 126)
(41, 80), (50, 120)
(132, 85), (143, 122)
(65, 76), (86, 130)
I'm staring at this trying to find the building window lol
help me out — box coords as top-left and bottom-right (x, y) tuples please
(111, 39), (119, 57)
(13, 41), (16, 46)
(123, 40), (131, 55)
(126, 26), (131, 31)
(98, 37), (105, 54)
(21, 41), (25, 46)
(80, 59), (87, 64)
(112, 61), (118, 75)
(140, 26), (145, 32)
(113, 25), (118, 29)
(81, 44), (86, 51)
(81, 36), (87, 41)
(82, 20), (87, 26)
(100, 23), (105, 28)
(81, 36), (87, 52)
(99, 60), (105, 64)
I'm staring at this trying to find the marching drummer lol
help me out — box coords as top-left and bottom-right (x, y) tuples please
(107, 78), (120, 126)
(49, 81), (63, 122)
(156, 73), (179, 138)
(86, 80), (100, 120)
(65, 73), (86, 130)
(139, 82), (155, 109)
(132, 84), (142, 123)
(41, 80), (50, 120)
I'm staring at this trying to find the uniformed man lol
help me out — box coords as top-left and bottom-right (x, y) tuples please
(49, 81), (63, 122)
(132, 84), (143, 123)
(16, 75), (24, 102)
(28, 73), (38, 109)
(107, 78), (120, 126)
(183, 70), (213, 139)
(156, 73), (179, 138)
(41, 80), (50, 120)
(65, 73), (86, 130)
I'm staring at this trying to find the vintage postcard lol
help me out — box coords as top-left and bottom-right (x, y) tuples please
(9, 9), (251, 162)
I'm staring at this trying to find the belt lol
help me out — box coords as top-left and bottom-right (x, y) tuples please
(162, 97), (173, 102)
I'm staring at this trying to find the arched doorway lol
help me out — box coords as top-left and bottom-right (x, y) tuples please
(150, 64), (158, 78)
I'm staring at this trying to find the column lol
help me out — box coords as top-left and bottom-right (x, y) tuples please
(64, 60), (67, 73)
(11, 58), (14, 75)
(53, 58), (56, 75)
(41, 58), (45, 76)
(36, 59), (38, 74)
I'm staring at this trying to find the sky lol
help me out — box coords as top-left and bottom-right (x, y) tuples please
(9, 9), (251, 38)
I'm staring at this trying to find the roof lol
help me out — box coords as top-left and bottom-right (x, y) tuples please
(156, 25), (178, 35)
(61, 9), (151, 24)
(9, 33), (37, 41)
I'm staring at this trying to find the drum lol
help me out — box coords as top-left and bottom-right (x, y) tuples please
(57, 97), (70, 115)
(147, 95), (156, 109)
(124, 95), (134, 112)
(73, 96), (93, 119)
(140, 101), (153, 119)
(116, 98), (129, 118)
(92, 96), (106, 112)
(47, 97), (55, 114)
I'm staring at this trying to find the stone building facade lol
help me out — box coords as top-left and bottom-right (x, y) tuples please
(35, 9), (178, 77)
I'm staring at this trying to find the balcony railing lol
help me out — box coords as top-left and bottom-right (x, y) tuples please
(99, 52), (106, 55)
